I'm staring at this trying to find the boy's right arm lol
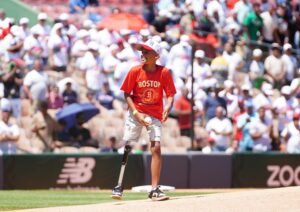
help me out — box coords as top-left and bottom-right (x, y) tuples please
(124, 93), (149, 126)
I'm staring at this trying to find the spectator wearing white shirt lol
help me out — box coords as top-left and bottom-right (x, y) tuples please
(48, 23), (69, 72)
(59, 13), (78, 44)
(206, 106), (233, 151)
(281, 113), (300, 153)
(281, 43), (298, 84)
(102, 44), (120, 74)
(206, 0), (225, 26)
(166, 34), (192, 82)
(113, 52), (131, 100)
(188, 50), (211, 82)
(273, 85), (298, 124)
(260, 5), (277, 44)
(80, 41), (106, 94)
(232, 0), (251, 24)
(71, 29), (89, 70)
(23, 59), (48, 111)
(0, 98), (20, 154)
(264, 43), (286, 89)
(249, 107), (272, 152)
(157, 41), (170, 66)
(18, 17), (30, 40)
(222, 42), (243, 82)
(23, 26), (43, 69)
(253, 82), (273, 111)
(119, 36), (140, 67)
(3, 25), (24, 62)
(32, 13), (51, 65)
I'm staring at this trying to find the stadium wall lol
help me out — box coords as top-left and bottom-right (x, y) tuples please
(1, 153), (300, 189)
(0, 0), (52, 27)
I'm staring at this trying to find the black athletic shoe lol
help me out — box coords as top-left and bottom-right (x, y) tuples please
(111, 185), (123, 200)
(148, 186), (169, 201)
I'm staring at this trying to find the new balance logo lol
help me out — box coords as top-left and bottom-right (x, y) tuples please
(57, 157), (96, 184)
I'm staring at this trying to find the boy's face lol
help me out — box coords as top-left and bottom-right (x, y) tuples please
(140, 49), (159, 64)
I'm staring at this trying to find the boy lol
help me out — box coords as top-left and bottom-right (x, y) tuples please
(112, 39), (176, 201)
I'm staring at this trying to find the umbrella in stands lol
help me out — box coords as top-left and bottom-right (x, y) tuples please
(56, 103), (99, 129)
(97, 12), (148, 31)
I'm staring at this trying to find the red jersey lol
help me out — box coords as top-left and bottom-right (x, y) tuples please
(174, 96), (191, 129)
(121, 64), (176, 121)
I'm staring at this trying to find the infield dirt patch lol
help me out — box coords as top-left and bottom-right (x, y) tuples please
(16, 186), (300, 212)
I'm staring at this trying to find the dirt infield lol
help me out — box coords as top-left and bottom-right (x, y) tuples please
(16, 187), (300, 212)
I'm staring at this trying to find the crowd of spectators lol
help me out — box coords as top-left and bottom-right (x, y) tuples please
(0, 0), (300, 155)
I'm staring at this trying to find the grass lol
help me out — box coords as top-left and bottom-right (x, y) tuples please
(0, 190), (211, 211)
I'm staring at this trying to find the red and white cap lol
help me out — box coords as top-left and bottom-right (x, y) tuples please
(135, 38), (161, 54)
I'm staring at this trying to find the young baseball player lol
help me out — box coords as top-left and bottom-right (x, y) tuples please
(112, 38), (176, 201)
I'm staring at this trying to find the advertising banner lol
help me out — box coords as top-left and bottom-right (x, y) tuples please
(232, 153), (300, 188)
(3, 154), (144, 189)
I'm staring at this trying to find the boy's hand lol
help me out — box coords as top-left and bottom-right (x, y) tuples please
(134, 112), (150, 126)
(162, 105), (172, 122)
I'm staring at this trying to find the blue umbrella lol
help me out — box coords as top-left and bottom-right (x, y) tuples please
(56, 103), (100, 130)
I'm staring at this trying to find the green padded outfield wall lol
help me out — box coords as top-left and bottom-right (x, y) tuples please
(3, 154), (144, 189)
(0, 0), (52, 27)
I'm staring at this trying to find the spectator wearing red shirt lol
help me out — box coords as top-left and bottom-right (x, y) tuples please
(112, 39), (176, 201)
(174, 87), (192, 137)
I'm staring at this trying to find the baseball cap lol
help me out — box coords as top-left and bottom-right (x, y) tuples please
(241, 84), (251, 91)
(224, 80), (234, 88)
(53, 23), (63, 31)
(38, 13), (47, 20)
(271, 43), (281, 50)
(293, 113), (300, 120)
(59, 13), (69, 21)
(283, 43), (292, 51)
(135, 38), (161, 54)
(180, 34), (190, 46)
(120, 29), (131, 36)
(261, 83), (273, 96)
(140, 29), (150, 37)
(76, 29), (89, 39)
(252, 48), (262, 57)
(0, 98), (12, 112)
(195, 50), (205, 58)
(83, 19), (94, 29)
(19, 17), (29, 25)
(207, 137), (215, 143)
(88, 41), (99, 51)
(281, 85), (291, 95)
(30, 25), (43, 35)
(116, 51), (128, 60)
(128, 36), (138, 44)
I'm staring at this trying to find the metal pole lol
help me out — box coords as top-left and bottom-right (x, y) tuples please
(190, 42), (196, 150)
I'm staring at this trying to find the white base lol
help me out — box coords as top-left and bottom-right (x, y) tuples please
(131, 185), (176, 192)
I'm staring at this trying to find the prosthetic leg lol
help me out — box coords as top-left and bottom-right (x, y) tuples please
(111, 145), (131, 200)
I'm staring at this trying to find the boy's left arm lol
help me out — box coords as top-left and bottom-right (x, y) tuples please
(163, 96), (174, 122)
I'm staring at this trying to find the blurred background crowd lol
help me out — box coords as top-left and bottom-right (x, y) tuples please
(0, 0), (300, 155)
